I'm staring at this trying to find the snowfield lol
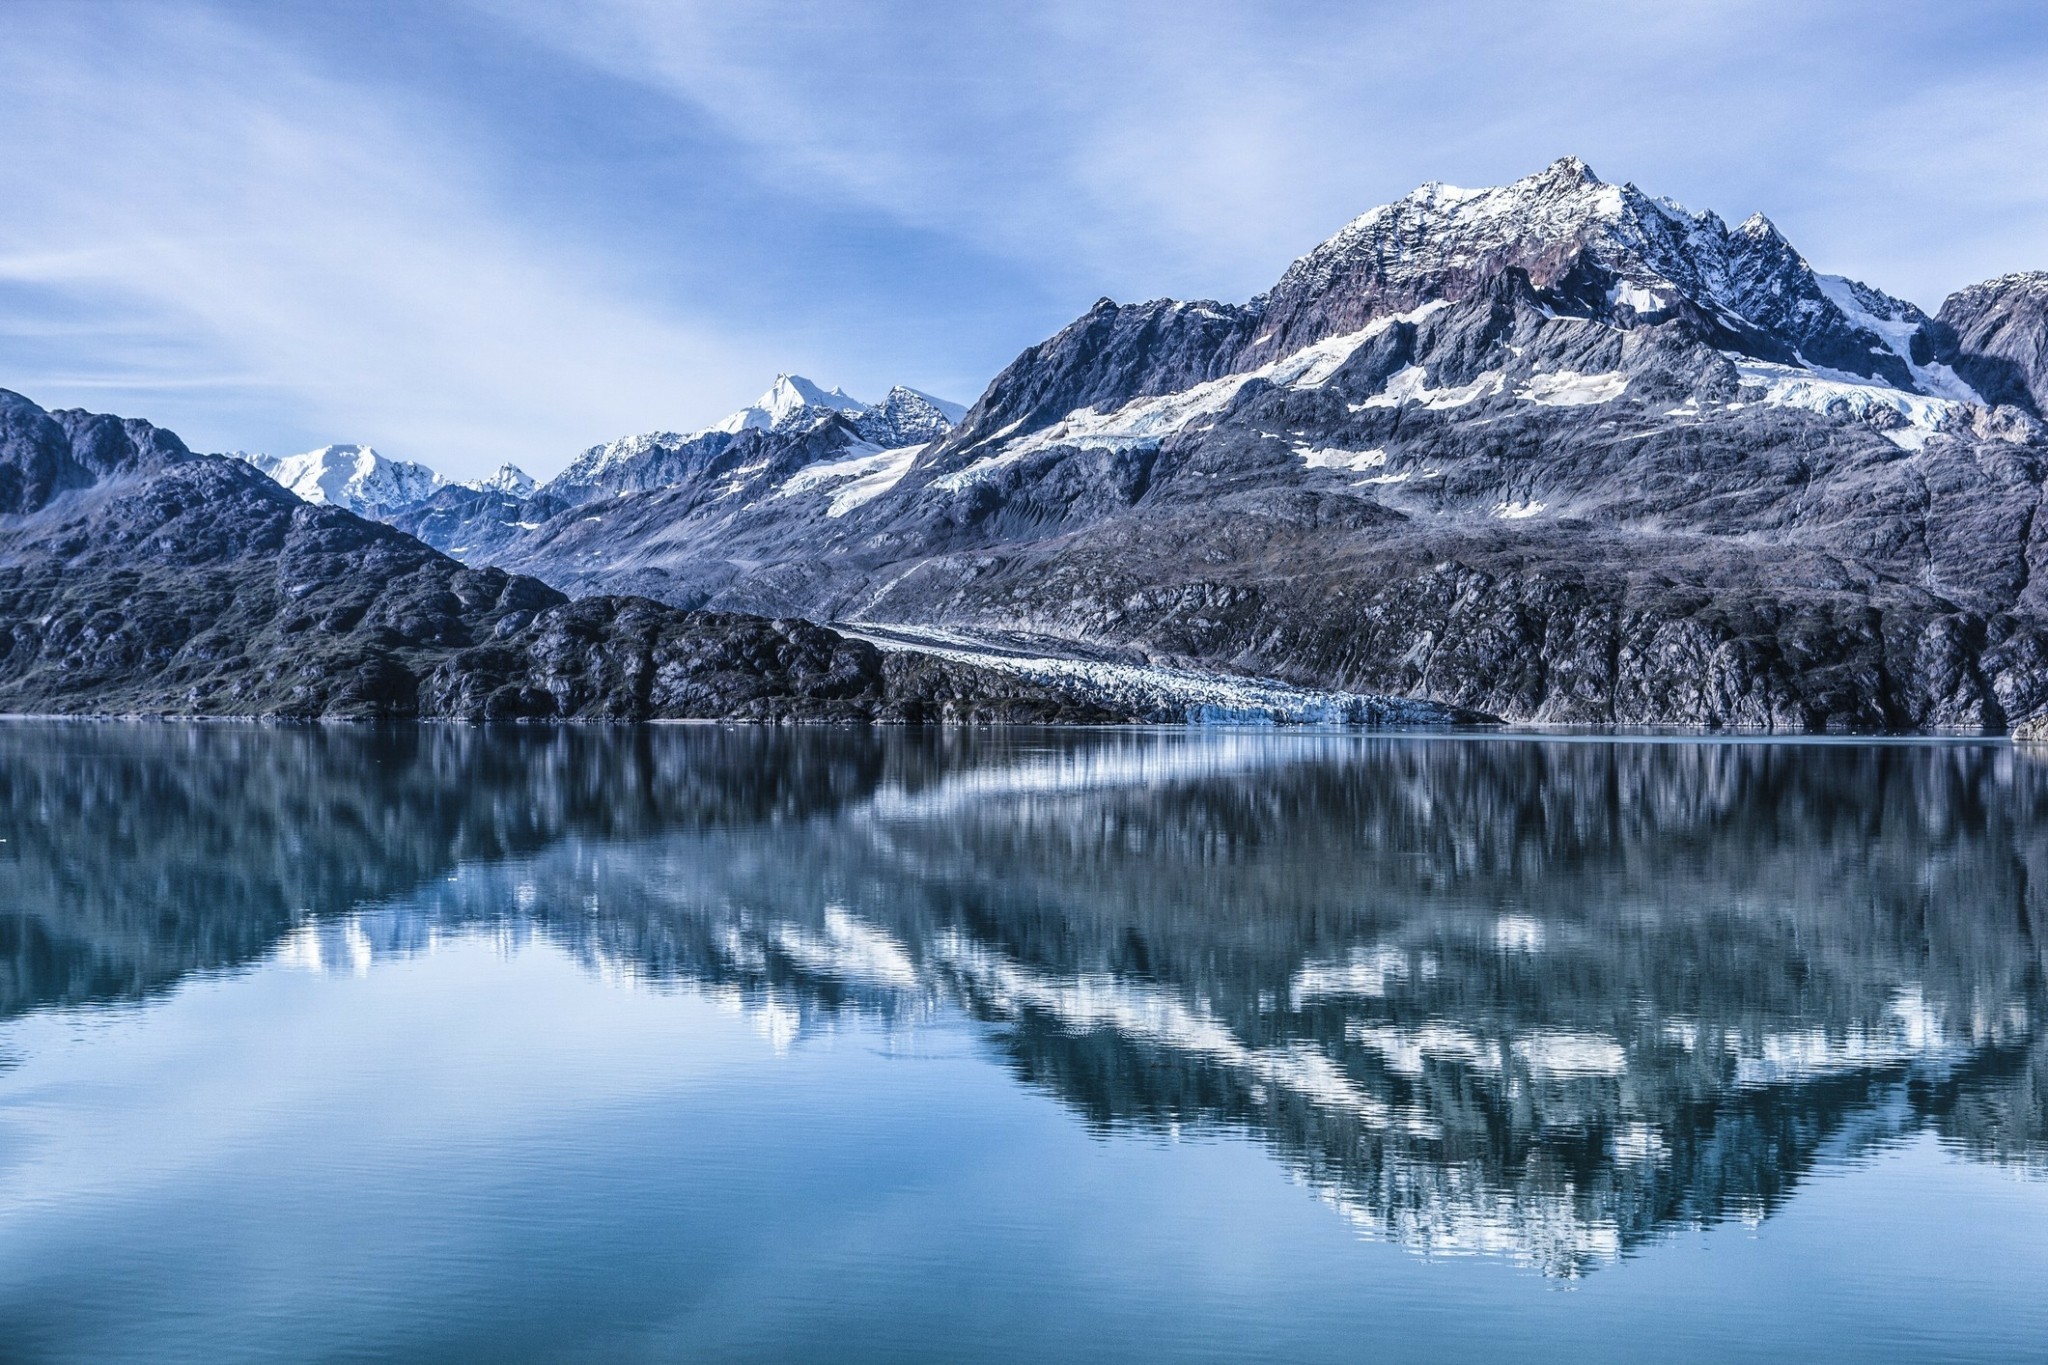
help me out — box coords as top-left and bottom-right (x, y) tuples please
(776, 443), (924, 516)
(1730, 358), (1958, 449)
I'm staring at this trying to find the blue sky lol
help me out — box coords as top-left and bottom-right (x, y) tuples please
(1, 0), (2044, 479)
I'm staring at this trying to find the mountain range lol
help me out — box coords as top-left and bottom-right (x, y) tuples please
(7, 156), (2048, 729)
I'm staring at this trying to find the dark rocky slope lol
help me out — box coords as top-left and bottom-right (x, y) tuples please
(0, 390), (1121, 722)
(1937, 272), (2048, 416)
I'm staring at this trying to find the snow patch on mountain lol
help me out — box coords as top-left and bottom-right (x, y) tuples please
(1358, 366), (1505, 411)
(1608, 282), (1667, 317)
(1731, 359), (1958, 449)
(776, 443), (923, 516)
(1297, 445), (1388, 472)
(1517, 371), (1631, 406)
(935, 303), (1449, 489)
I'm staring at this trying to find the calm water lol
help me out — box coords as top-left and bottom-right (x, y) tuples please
(0, 724), (2044, 1363)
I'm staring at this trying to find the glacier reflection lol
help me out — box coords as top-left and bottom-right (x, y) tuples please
(1, 722), (2042, 1276)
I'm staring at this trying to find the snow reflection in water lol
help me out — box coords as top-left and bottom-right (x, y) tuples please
(1, 722), (2044, 1298)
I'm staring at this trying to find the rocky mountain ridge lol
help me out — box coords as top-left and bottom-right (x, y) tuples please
(1935, 271), (2048, 414)
(0, 388), (1145, 722)
(383, 158), (2048, 733)
(369, 374), (971, 564)
(229, 375), (967, 541)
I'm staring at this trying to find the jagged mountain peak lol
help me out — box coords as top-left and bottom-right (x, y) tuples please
(693, 374), (968, 447)
(462, 463), (537, 497)
(711, 374), (867, 435)
(0, 388), (195, 515)
(1528, 153), (1601, 189)
(1236, 158), (1942, 391)
(935, 158), (2024, 457)
(1735, 211), (1786, 239)
(881, 385), (968, 422)
(697, 374), (968, 448)
(1952, 270), (2048, 301)
(859, 386), (968, 447)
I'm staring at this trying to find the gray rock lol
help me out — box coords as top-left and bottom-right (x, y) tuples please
(1936, 272), (2048, 415)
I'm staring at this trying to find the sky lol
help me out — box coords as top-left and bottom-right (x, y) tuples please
(0, 0), (2044, 481)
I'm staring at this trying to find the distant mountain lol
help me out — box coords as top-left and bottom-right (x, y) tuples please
(463, 463), (537, 497)
(709, 373), (867, 433)
(231, 376), (966, 545)
(370, 374), (971, 564)
(702, 374), (964, 445)
(416, 157), (2048, 732)
(526, 375), (966, 512)
(236, 444), (445, 521)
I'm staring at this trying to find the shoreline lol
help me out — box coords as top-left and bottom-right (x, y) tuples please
(0, 711), (2027, 743)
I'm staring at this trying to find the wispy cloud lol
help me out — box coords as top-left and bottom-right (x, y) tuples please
(0, 4), (777, 474)
(1, 0), (2044, 478)
(479, 0), (2048, 305)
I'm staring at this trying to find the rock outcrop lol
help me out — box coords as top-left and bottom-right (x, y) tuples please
(1937, 272), (2048, 416)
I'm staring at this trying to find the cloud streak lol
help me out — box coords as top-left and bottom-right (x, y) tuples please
(1, 0), (2044, 478)
(0, 4), (777, 474)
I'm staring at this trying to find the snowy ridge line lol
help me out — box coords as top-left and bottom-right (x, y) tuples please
(1813, 275), (1983, 403)
(842, 622), (1459, 725)
(934, 302), (1452, 490)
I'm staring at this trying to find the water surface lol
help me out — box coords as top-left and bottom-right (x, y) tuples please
(0, 724), (2044, 1362)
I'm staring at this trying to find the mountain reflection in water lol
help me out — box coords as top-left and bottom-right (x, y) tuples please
(1, 723), (2042, 1278)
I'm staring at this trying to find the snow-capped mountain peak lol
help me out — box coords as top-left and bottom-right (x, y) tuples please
(1249, 156), (1945, 393)
(710, 374), (868, 435)
(523, 377), (967, 512)
(699, 375), (969, 444)
(857, 386), (969, 447)
(462, 463), (537, 497)
(1735, 212), (1788, 242)
(239, 444), (444, 519)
